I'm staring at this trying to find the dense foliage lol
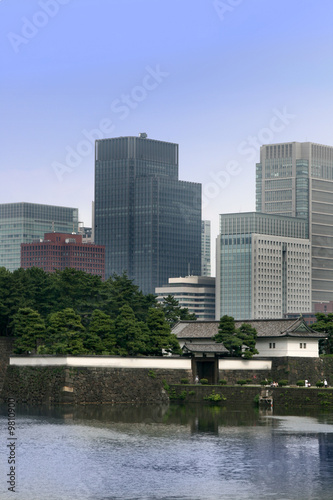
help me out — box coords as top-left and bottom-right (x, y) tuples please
(214, 315), (259, 359)
(311, 313), (333, 354)
(0, 267), (191, 356)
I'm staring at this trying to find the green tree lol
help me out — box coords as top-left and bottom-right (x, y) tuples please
(86, 309), (116, 354)
(146, 307), (182, 355)
(214, 315), (258, 358)
(12, 307), (46, 354)
(114, 304), (148, 356)
(51, 268), (103, 325)
(237, 323), (259, 359)
(311, 313), (333, 354)
(42, 308), (87, 355)
(160, 295), (196, 328)
(102, 273), (157, 322)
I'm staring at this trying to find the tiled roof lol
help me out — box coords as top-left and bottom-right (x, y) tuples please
(172, 317), (326, 339)
(183, 342), (228, 353)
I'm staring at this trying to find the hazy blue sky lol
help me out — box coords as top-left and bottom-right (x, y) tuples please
(1, 0), (333, 268)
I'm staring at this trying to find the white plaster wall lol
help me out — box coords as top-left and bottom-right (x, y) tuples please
(285, 338), (318, 357)
(218, 359), (272, 370)
(256, 339), (319, 358)
(9, 356), (192, 369)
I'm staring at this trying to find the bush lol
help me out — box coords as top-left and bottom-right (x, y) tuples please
(260, 380), (268, 386)
(316, 381), (325, 387)
(296, 380), (305, 387)
(162, 379), (169, 391)
(237, 380), (247, 386)
(278, 380), (288, 387)
(218, 379), (227, 385)
(204, 390), (226, 402)
(180, 378), (189, 384)
(246, 379), (252, 384)
(200, 378), (209, 385)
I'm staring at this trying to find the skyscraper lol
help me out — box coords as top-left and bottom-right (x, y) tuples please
(256, 142), (333, 308)
(94, 135), (201, 294)
(0, 203), (79, 272)
(216, 212), (310, 320)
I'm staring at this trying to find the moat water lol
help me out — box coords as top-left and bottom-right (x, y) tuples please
(1, 403), (333, 500)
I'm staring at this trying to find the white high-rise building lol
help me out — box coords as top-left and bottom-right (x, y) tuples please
(201, 220), (211, 276)
(256, 142), (333, 309)
(216, 212), (311, 320)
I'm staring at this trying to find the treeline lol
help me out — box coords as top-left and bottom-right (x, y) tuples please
(0, 267), (195, 356)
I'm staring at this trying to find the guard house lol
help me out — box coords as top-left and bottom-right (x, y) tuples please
(172, 316), (326, 384)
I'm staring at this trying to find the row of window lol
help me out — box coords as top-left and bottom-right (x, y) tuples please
(269, 342), (307, 349)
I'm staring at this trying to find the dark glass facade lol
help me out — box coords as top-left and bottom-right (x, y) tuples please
(94, 136), (202, 294)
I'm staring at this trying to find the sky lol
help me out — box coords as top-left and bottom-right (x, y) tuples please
(1, 0), (333, 274)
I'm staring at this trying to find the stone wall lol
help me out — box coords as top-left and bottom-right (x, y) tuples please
(0, 366), (192, 405)
(218, 357), (333, 386)
(218, 369), (272, 385)
(0, 338), (14, 393)
(271, 357), (331, 385)
(168, 384), (333, 409)
(2, 353), (333, 406)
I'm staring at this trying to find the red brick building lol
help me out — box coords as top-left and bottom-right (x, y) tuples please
(21, 233), (105, 280)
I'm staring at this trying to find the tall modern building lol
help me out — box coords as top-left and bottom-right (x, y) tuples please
(94, 135), (202, 294)
(216, 212), (311, 320)
(201, 220), (211, 277)
(0, 203), (79, 272)
(256, 142), (333, 308)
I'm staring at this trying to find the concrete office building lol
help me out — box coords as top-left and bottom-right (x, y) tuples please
(216, 212), (311, 320)
(256, 142), (333, 308)
(94, 134), (202, 294)
(0, 203), (79, 272)
(201, 220), (211, 277)
(21, 232), (105, 279)
(155, 276), (216, 320)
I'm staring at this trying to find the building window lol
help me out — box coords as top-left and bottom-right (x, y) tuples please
(269, 343), (276, 349)
(300, 343), (302, 348)
(303, 343), (306, 349)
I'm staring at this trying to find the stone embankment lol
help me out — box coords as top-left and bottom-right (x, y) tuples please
(0, 366), (191, 405)
(168, 384), (333, 409)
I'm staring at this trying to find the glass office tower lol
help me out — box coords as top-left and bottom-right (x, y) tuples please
(94, 135), (202, 294)
(0, 203), (79, 272)
(216, 212), (310, 320)
(256, 142), (333, 307)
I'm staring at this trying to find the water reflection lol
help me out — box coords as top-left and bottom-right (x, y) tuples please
(1, 403), (333, 500)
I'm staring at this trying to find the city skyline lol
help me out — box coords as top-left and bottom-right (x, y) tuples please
(2, 0), (333, 262)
